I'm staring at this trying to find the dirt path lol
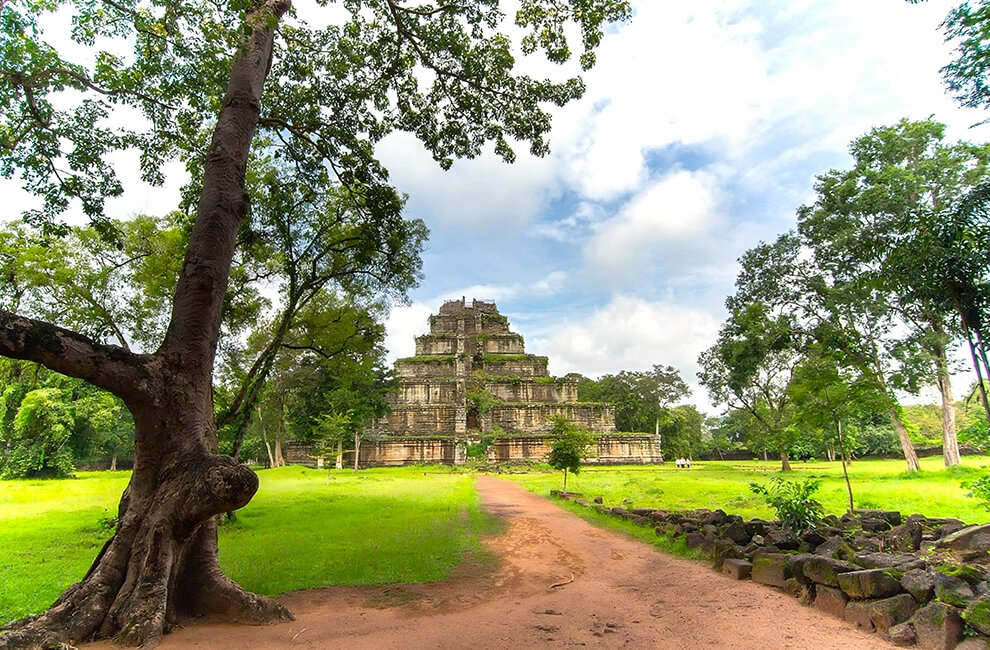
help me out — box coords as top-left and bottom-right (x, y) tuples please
(114, 476), (894, 649)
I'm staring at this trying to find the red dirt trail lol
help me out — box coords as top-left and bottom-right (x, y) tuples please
(99, 476), (894, 649)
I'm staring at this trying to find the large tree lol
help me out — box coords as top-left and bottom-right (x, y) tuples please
(797, 118), (990, 467)
(0, 0), (631, 647)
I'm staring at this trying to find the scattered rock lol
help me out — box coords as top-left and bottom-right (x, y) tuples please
(721, 559), (752, 580)
(844, 599), (876, 630)
(937, 524), (990, 553)
(751, 553), (794, 588)
(883, 520), (923, 552)
(837, 568), (904, 600)
(855, 551), (919, 569)
(911, 601), (963, 650)
(814, 536), (855, 561)
(888, 621), (917, 647)
(813, 584), (849, 619)
(965, 596), (990, 636)
(934, 572), (976, 608)
(792, 555), (860, 587)
(901, 569), (936, 603)
(869, 594), (919, 635)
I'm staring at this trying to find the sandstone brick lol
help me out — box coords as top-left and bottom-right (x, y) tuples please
(813, 585), (849, 619)
(751, 553), (793, 588)
(838, 568), (904, 600)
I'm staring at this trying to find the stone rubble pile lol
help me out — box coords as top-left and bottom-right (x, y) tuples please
(552, 490), (990, 650)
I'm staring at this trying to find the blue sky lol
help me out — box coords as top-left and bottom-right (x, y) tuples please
(2, 1), (987, 412)
(375, 0), (990, 411)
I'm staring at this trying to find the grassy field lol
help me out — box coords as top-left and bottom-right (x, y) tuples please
(4, 456), (990, 625)
(505, 455), (990, 524)
(0, 466), (500, 625)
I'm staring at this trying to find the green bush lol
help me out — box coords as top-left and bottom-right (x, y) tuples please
(749, 476), (824, 532)
(0, 388), (76, 478)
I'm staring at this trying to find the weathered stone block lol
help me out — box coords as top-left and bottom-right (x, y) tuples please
(935, 573), (977, 608)
(912, 601), (963, 650)
(752, 553), (793, 588)
(855, 551), (921, 569)
(793, 555), (861, 587)
(838, 568), (904, 600)
(870, 593), (919, 635)
(844, 599), (876, 630)
(862, 517), (894, 533)
(902, 569), (936, 603)
(815, 536), (855, 560)
(813, 584), (849, 619)
(766, 529), (800, 550)
(721, 558), (752, 580)
(964, 595), (990, 636)
(888, 621), (917, 647)
(724, 521), (751, 545)
(684, 531), (706, 550)
(938, 524), (990, 552)
(883, 520), (923, 552)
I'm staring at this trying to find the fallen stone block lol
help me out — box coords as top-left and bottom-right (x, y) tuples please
(721, 558), (752, 580)
(844, 599), (876, 631)
(911, 601), (963, 650)
(751, 553), (793, 588)
(838, 568), (904, 600)
(935, 572), (976, 608)
(855, 551), (919, 569)
(870, 593), (919, 635)
(793, 554), (861, 587)
(888, 621), (916, 647)
(964, 595), (990, 636)
(813, 584), (849, 619)
(902, 568), (936, 603)
(937, 524), (990, 553)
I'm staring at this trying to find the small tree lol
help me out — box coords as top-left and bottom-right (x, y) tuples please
(749, 477), (824, 533)
(547, 417), (593, 491)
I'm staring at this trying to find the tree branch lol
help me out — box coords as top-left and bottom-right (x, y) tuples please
(0, 310), (150, 402)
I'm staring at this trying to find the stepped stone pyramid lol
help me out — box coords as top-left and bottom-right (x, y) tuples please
(348, 298), (661, 467)
(385, 297), (616, 438)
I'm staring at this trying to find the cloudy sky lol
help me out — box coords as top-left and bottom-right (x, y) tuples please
(375, 0), (990, 411)
(4, 1), (987, 412)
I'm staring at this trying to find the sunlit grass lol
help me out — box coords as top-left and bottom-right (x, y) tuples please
(0, 466), (501, 624)
(505, 455), (990, 524)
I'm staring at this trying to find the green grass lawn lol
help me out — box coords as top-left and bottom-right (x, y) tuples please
(0, 466), (500, 625)
(505, 455), (990, 524)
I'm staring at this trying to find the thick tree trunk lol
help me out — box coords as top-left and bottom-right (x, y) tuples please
(779, 450), (791, 472)
(110, 454), (117, 472)
(934, 349), (961, 468)
(889, 407), (920, 473)
(0, 2), (294, 647)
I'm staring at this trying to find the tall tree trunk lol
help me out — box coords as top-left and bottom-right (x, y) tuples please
(335, 439), (344, 470)
(930, 329), (961, 467)
(889, 407), (920, 473)
(353, 432), (361, 471)
(779, 450), (792, 472)
(933, 347), (961, 467)
(0, 2), (294, 647)
(110, 454), (117, 472)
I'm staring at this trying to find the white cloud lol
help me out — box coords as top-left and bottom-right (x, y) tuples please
(375, 132), (559, 232)
(529, 294), (721, 401)
(582, 169), (724, 285)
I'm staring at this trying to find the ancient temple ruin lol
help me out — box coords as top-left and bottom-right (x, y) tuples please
(351, 298), (662, 467)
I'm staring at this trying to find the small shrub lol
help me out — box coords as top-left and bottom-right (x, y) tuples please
(963, 472), (990, 511)
(749, 476), (824, 532)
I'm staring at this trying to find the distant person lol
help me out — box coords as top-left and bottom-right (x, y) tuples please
(685, 457), (691, 468)
(675, 457), (684, 468)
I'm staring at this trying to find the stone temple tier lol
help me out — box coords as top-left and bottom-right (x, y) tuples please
(327, 298), (662, 467)
(387, 297), (615, 438)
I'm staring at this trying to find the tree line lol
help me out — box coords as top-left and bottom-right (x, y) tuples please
(699, 118), (990, 473)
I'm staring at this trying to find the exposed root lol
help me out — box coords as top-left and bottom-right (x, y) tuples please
(549, 573), (575, 589)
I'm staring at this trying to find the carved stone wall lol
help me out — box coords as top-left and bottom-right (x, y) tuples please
(343, 297), (658, 466)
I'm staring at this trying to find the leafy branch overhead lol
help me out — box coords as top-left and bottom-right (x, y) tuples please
(2, 0), (631, 232)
